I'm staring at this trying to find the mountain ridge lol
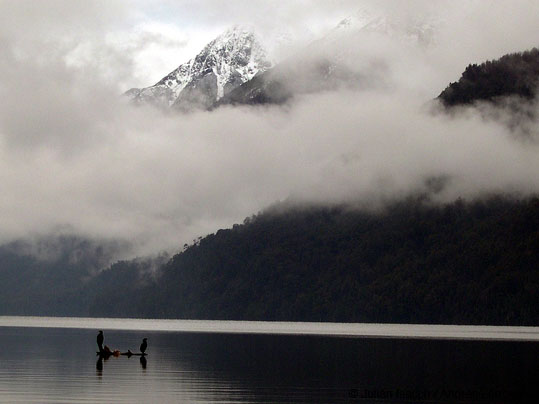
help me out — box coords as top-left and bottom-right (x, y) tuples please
(90, 196), (539, 325)
(216, 10), (438, 108)
(127, 10), (439, 110)
(438, 48), (539, 107)
(126, 25), (272, 110)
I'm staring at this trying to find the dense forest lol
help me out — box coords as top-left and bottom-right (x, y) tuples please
(87, 197), (539, 325)
(1, 196), (537, 324)
(438, 48), (539, 106)
(1, 198), (538, 325)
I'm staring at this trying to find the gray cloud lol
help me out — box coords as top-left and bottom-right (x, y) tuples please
(0, 0), (538, 255)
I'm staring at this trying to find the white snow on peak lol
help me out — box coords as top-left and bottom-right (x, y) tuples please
(204, 25), (271, 98)
(128, 25), (272, 108)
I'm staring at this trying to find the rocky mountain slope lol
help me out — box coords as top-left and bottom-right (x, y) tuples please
(127, 9), (438, 110)
(217, 9), (437, 107)
(126, 26), (272, 110)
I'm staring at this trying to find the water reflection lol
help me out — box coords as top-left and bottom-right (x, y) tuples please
(96, 357), (103, 375)
(0, 325), (537, 403)
(95, 351), (147, 375)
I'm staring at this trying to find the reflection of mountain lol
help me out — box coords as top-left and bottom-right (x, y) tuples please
(126, 26), (272, 110)
(150, 332), (538, 403)
(5, 328), (536, 402)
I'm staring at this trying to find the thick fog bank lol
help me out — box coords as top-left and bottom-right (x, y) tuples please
(0, 0), (538, 254)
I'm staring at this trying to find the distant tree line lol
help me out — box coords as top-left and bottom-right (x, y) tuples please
(438, 48), (539, 106)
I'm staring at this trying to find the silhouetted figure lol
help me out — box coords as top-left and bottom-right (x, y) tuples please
(97, 330), (104, 352)
(140, 356), (147, 369)
(140, 338), (147, 354)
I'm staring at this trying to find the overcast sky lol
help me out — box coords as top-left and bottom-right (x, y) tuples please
(0, 0), (538, 255)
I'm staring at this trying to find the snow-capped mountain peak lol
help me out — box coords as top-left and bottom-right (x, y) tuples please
(126, 25), (272, 110)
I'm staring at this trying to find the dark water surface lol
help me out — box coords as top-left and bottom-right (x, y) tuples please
(0, 319), (537, 403)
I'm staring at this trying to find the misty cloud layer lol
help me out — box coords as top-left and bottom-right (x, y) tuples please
(1, 0), (538, 254)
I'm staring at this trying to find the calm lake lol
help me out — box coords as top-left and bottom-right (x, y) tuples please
(0, 317), (537, 403)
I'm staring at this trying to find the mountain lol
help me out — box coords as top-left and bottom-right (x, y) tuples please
(318, 7), (437, 51)
(0, 235), (131, 315)
(217, 9), (437, 107)
(1, 199), (537, 324)
(126, 26), (272, 110)
(214, 57), (356, 107)
(436, 48), (539, 137)
(88, 197), (539, 325)
(438, 48), (539, 107)
(126, 9), (438, 111)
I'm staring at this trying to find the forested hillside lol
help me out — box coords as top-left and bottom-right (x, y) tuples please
(2, 198), (537, 325)
(438, 48), (539, 106)
(89, 197), (539, 325)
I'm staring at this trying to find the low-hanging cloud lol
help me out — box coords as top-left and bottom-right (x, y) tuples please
(0, 0), (538, 255)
